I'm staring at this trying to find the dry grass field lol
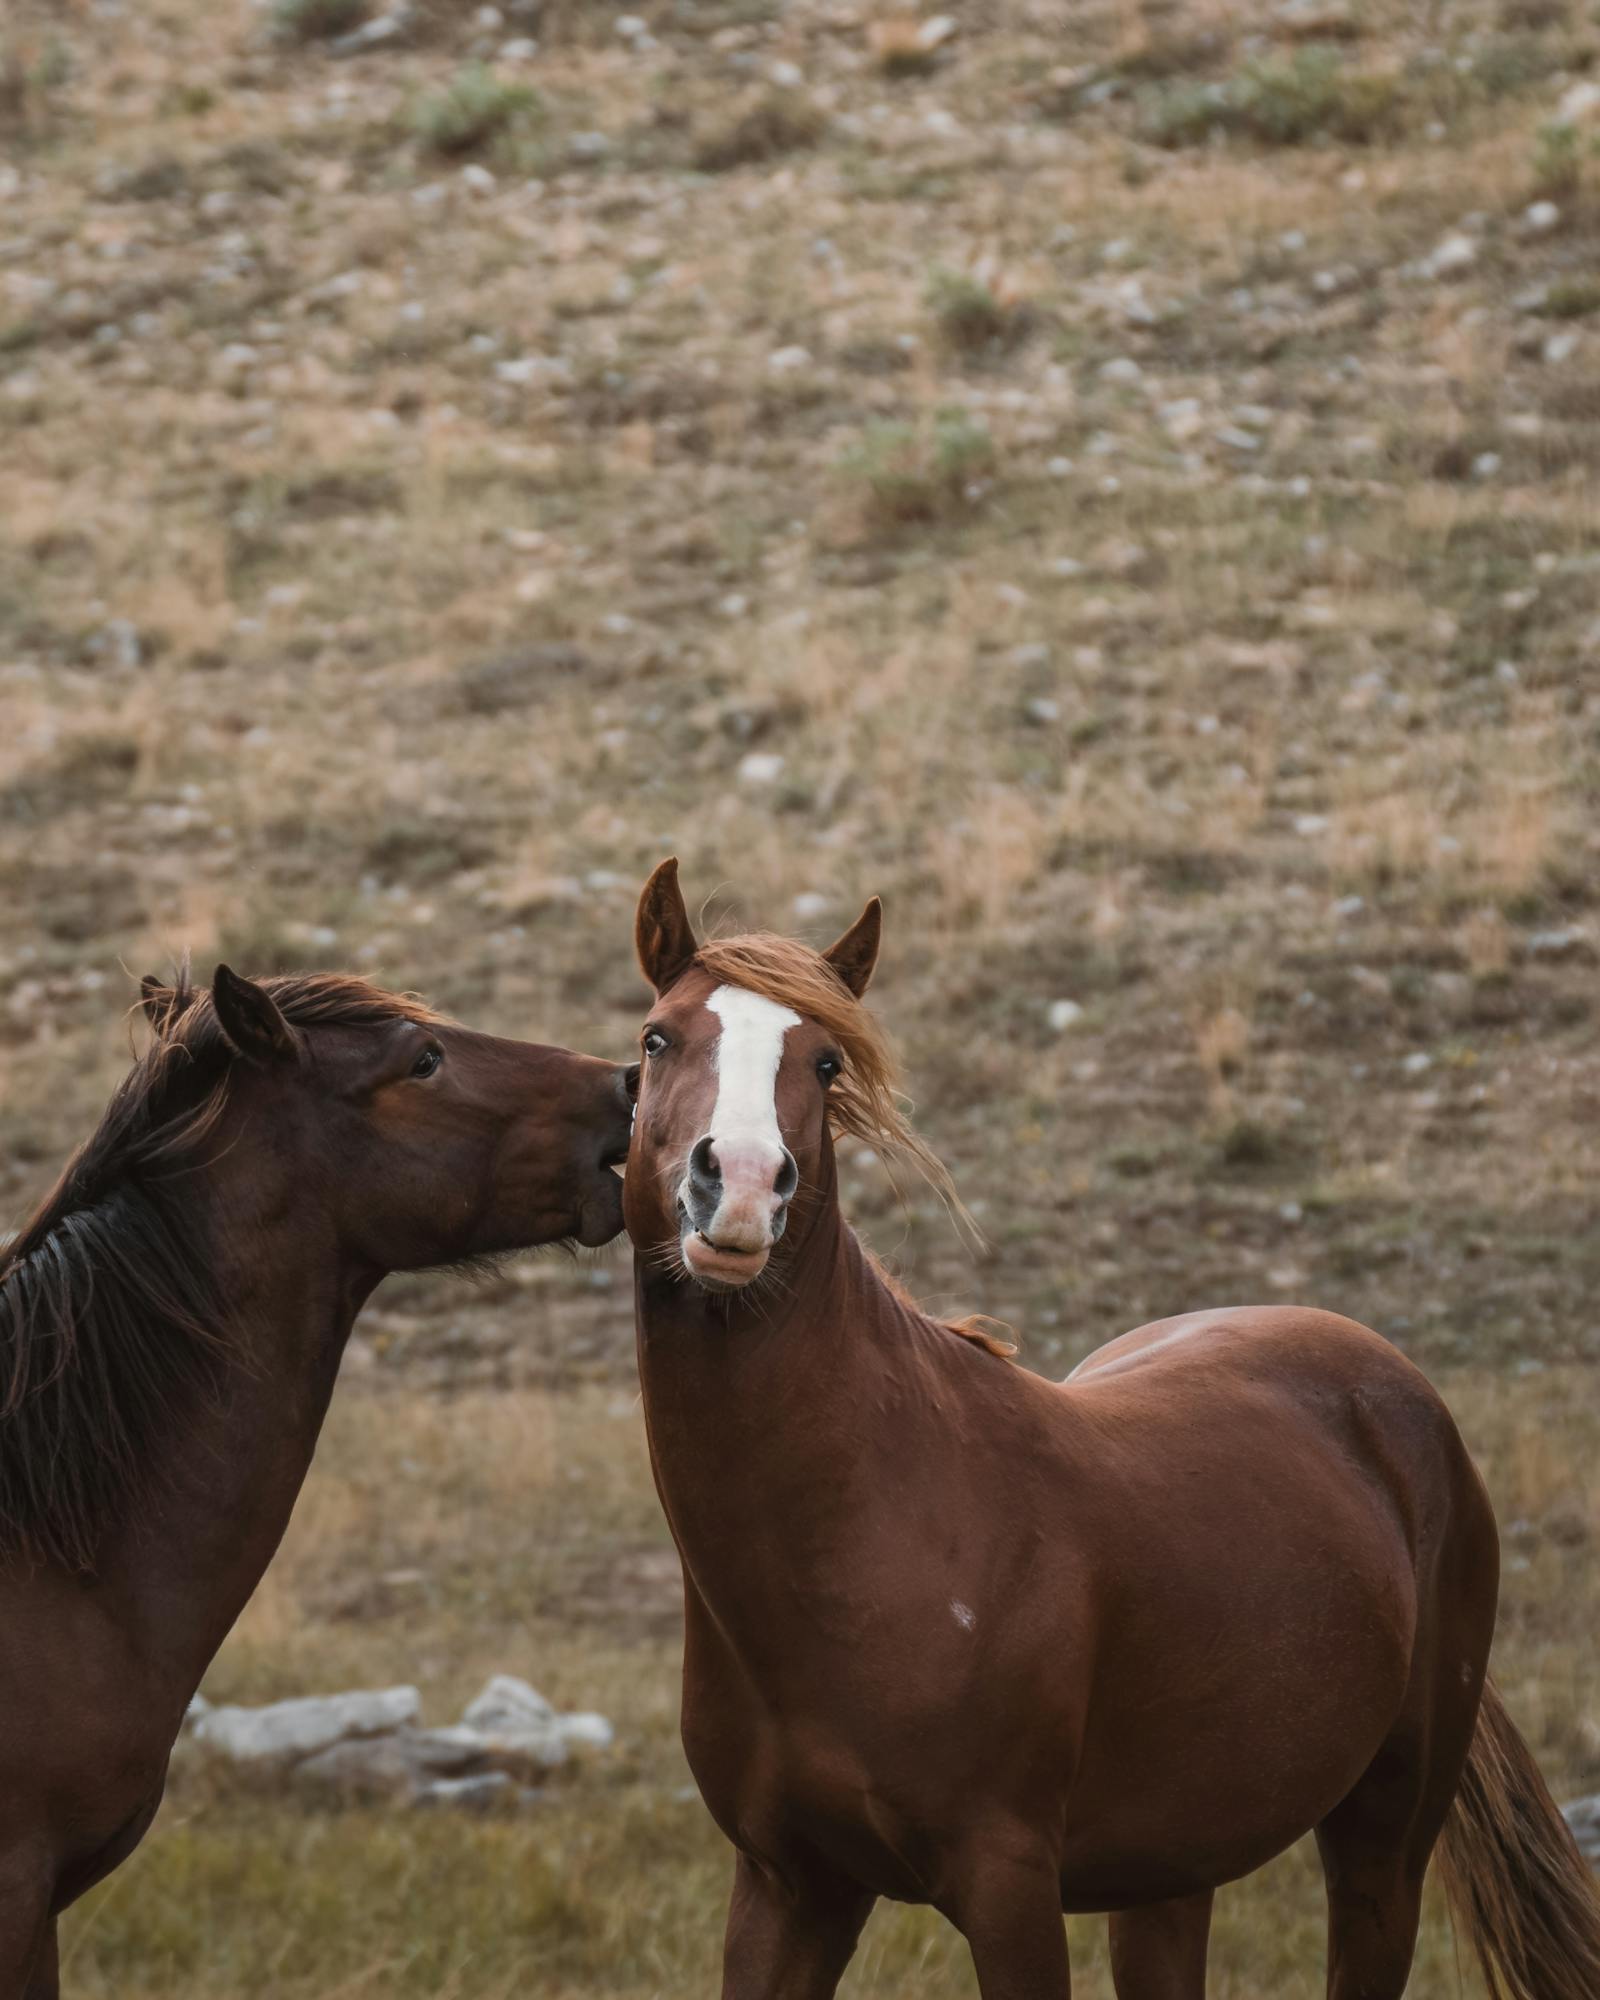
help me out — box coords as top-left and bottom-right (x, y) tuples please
(2, 0), (1599, 1990)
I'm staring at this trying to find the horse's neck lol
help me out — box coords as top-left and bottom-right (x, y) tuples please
(636, 1209), (948, 1617)
(104, 1200), (372, 1694)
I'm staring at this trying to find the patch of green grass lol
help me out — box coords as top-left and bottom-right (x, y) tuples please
(269, 0), (370, 44)
(1530, 119), (1585, 199)
(410, 66), (543, 160)
(691, 88), (826, 172)
(1540, 274), (1600, 319)
(836, 408), (997, 535)
(925, 266), (1026, 359)
(1139, 47), (1403, 149)
(0, 30), (70, 141)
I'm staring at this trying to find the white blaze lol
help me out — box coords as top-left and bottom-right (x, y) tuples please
(706, 985), (800, 1155)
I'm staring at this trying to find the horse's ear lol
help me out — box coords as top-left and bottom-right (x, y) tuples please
(139, 956), (196, 1040)
(636, 857), (698, 994)
(140, 974), (177, 1036)
(210, 964), (301, 1066)
(822, 897), (882, 999)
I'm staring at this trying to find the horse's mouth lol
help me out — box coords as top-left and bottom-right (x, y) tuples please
(576, 1146), (630, 1247)
(681, 1230), (770, 1290)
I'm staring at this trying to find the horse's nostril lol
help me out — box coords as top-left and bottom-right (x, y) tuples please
(688, 1135), (721, 1192)
(774, 1149), (798, 1202)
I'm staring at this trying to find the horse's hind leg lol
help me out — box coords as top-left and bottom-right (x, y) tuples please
(1316, 1665), (1482, 1998)
(1109, 1891), (1212, 1999)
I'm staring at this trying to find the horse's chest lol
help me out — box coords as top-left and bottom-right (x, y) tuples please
(681, 1647), (1003, 1906)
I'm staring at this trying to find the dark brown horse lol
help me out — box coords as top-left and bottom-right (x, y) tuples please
(0, 965), (631, 1998)
(624, 858), (1600, 2000)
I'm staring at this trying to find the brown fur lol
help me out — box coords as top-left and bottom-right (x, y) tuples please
(0, 968), (630, 1994)
(625, 864), (1548, 2000)
(0, 972), (447, 1575)
(1435, 1679), (1600, 2000)
(692, 931), (981, 1247)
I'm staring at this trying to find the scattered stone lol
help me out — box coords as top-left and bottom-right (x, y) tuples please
(1566, 1794), (1600, 1861)
(1522, 201), (1561, 237)
(767, 344), (812, 372)
(331, 4), (417, 56)
(193, 1686), (421, 1768)
(737, 751), (785, 786)
(1524, 927), (1591, 961)
(462, 1674), (556, 1734)
(1544, 331), (1579, 366)
(1420, 233), (1478, 281)
(191, 1675), (613, 1808)
(1556, 80), (1600, 127)
(1046, 999), (1084, 1032)
(1401, 1052), (1433, 1076)
(1098, 355), (1143, 386)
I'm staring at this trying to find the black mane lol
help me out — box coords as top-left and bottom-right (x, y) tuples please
(0, 970), (442, 1572)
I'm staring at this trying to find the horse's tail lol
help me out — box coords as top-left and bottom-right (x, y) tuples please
(1435, 1677), (1600, 2000)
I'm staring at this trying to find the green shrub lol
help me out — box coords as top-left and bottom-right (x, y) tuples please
(838, 409), (996, 533)
(269, 0), (370, 44)
(1140, 47), (1402, 148)
(1530, 119), (1583, 198)
(925, 267), (1021, 358)
(410, 66), (542, 159)
(691, 88), (825, 172)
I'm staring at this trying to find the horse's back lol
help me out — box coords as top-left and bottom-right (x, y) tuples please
(1066, 1302), (1489, 1546)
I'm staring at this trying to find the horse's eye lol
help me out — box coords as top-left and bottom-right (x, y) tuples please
(642, 1028), (669, 1058)
(817, 1054), (841, 1086)
(411, 1046), (442, 1079)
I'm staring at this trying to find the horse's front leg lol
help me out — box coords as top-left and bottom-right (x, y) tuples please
(720, 1851), (873, 2000)
(1109, 1892), (1212, 1999)
(22, 1922), (57, 2000)
(0, 1849), (53, 2000)
(954, 1845), (1072, 2000)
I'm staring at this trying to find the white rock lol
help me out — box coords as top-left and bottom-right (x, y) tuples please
(1471, 451), (1501, 479)
(1557, 80), (1600, 125)
(1422, 233), (1478, 280)
(767, 344), (812, 372)
(738, 752), (785, 786)
(1522, 200), (1560, 236)
(194, 1686), (420, 1767)
(555, 1712), (615, 1750)
(1401, 1052), (1432, 1076)
(1544, 331), (1579, 365)
(461, 1675), (555, 1733)
(1046, 999), (1084, 1032)
(1564, 1794), (1600, 1860)
(792, 891), (831, 921)
(1098, 355), (1143, 385)
(461, 163), (496, 193)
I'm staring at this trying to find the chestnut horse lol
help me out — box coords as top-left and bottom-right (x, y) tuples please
(624, 859), (1600, 2000)
(0, 965), (632, 1998)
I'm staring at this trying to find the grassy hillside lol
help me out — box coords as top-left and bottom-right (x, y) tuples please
(3, 0), (1598, 1990)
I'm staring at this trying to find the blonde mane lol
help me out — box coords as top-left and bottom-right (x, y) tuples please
(691, 931), (984, 1257)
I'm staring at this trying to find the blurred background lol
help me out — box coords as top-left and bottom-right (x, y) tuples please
(2, 0), (1598, 1991)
